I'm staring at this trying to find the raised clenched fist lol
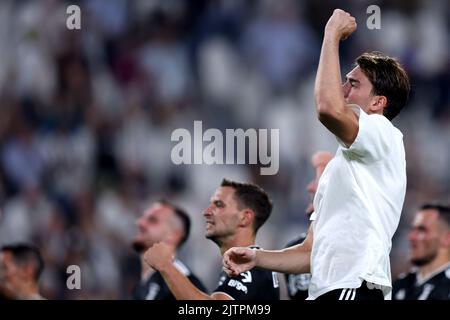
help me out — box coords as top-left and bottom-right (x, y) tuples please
(325, 9), (357, 41)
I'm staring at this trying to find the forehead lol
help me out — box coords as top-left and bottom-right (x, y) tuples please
(211, 187), (236, 203)
(143, 203), (173, 219)
(413, 209), (439, 227)
(346, 66), (369, 82)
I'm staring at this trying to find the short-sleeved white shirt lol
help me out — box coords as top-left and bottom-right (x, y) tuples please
(308, 106), (406, 300)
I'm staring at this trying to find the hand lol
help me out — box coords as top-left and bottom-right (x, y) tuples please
(222, 247), (257, 277)
(143, 242), (174, 271)
(325, 9), (357, 41)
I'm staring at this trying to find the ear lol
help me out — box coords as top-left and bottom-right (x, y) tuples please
(239, 209), (255, 228)
(22, 265), (35, 281)
(165, 229), (183, 247)
(369, 95), (387, 114)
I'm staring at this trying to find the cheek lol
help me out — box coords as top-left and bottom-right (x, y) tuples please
(348, 91), (363, 102)
(4, 267), (16, 280)
(348, 89), (371, 105)
(416, 233), (426, 242)
(217, 214), (235, 229)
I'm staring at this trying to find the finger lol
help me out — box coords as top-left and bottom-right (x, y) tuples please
(223, 265), (236, 277)
(223, 257), (230, 268)
(223, 265), (231, 276)
(233, 268), (242, 276)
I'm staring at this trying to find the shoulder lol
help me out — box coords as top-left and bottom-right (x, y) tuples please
(429, 266), (450, 284)
(174, 258), (207, 290)
(392, 271), (417, 300)
(393, 271), (416, 288)
(173, 259), (192, 276)
(339, 107), (402, 162)
(396, 270), (416, 281)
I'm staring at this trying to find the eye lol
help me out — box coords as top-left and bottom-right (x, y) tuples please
(148, 216), (157, 223)
(215, 200), (224, 208)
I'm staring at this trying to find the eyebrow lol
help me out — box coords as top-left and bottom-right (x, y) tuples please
(411, 225), (427, 231)
(345, 76), (360, 84)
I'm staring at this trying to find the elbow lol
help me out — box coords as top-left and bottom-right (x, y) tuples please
(314, 91), (334, 117)
(316, 101), (334, 121)
(315, 99), (347, 124)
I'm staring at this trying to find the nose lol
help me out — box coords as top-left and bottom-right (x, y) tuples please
(342, 82), (350, 99)
(203, 206), (212, 218)
(408, 230), (417, 244)
(136, 217), (144, 228)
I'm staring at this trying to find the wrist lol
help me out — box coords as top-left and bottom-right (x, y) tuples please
(158, 260), (175, 274)
(254, 249), (261, 267)
(324, 29), (341, 42)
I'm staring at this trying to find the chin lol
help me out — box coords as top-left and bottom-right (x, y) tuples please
(132, 240), (147, 253)
(410, 257), (429, 267)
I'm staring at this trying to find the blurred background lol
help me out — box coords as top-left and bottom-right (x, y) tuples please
(0, 0), (449, 299)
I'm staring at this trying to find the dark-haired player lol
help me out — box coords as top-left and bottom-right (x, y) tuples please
(132, 200), (206, 299)
(0, 243), (45, 300)
(393, 203), (450, 300)
(223, 9), (410, 300)
(143, 179), (279, 300)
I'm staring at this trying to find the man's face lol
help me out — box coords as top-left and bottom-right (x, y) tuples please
(408, 209), (446, 266)
(203, 187), (242, 243)
(132, 203), (175, 253)
(0, 252), (23, 291)
(342, 66), (375, 113)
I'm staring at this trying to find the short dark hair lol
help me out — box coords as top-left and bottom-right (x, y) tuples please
(158, 199), (191, 247)
(420, 202), (450, 228)
(1, 243), (44, 281)
(220, 179), (273, 234)
(356, 51), (410, 120)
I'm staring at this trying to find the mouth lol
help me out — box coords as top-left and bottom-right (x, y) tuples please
(134, 232), (145, 239)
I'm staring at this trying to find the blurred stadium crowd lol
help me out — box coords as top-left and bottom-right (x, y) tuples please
(0, 0), (449, 299)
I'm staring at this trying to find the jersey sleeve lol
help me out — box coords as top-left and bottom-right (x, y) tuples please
(213, 269), (279, 300)
(213, 271), (256, 300)
(337, 105), (395, 163)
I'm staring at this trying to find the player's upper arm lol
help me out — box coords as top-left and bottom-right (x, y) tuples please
(286, 222), (313, 254)
(298, 222), (314, 253)
(317, 103), (359, 147)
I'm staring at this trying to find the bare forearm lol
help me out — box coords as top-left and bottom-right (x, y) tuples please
(255, 244), (310, 274)
(159, 264), (212, 300)
(314, 32), (346, 114)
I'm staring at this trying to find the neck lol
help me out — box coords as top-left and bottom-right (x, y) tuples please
(418, 254), (450, 280)
(218, 231), (256, 256)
